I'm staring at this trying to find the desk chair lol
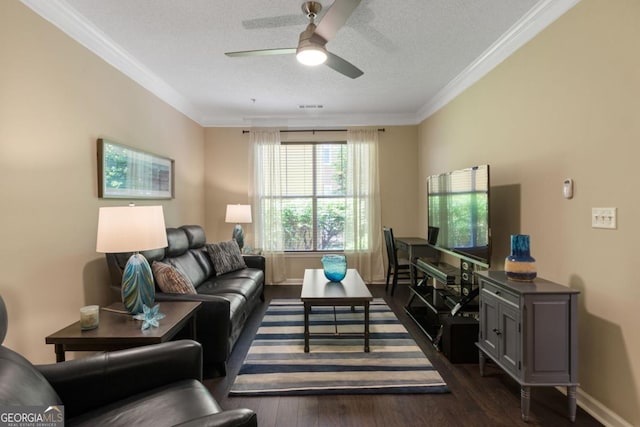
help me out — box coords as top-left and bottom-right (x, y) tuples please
(383, 227), (411, 295)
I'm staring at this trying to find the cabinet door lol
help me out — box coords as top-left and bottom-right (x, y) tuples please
(523, 294), (575, 384)
(479, 289), (500, 359)
(498, 302), (520, 378)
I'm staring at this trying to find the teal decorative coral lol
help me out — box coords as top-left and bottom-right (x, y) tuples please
(133, 304), (166, 330)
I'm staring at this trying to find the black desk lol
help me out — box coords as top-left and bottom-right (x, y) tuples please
(394, 237), (439, 284)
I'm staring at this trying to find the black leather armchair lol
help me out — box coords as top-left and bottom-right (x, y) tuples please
(0, 295), (257, 427)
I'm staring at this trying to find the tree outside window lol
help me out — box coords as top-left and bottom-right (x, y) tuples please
(279, 142), (347, 251)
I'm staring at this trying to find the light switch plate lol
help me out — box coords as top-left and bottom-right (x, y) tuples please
(592, 207), (617, 229)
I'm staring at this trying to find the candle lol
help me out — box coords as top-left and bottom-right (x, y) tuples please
(80, 305), (99, 330)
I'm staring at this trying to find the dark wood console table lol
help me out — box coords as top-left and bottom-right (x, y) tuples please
(475, 271), (579, 422)
(45, 301), (201, 362)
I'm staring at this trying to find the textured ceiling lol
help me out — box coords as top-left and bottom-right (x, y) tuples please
(25, 0), (579, 127)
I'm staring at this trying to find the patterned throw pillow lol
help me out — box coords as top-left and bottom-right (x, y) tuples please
(206, 241), (247, 275)
(152, 261), (197, 294)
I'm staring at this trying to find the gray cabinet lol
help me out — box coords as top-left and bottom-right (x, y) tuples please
(475, 271), (579, 422)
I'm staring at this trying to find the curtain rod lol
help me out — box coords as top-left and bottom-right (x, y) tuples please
(242, 128), (385, 134)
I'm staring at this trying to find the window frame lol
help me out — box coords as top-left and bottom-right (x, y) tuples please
(280, 140), (347, 253)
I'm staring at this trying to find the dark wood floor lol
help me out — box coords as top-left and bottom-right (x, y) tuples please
(205, 283), (602, 427)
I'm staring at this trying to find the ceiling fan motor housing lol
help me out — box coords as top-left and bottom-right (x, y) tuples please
(296, 23), (328, 65)
(302, 1), (323, 20)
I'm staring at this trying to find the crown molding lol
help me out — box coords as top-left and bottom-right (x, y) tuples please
(416, 0), (581, 123)
(201, 112), (420, 128)
(20, 0), (204, 124)
(21, 0), (580, 128)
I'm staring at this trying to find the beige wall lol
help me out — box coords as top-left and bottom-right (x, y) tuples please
(0, 2), (205, 363)
(204, 126), (420, 282)
(418, 0), (640, 424)
(5, 0), (634, 422)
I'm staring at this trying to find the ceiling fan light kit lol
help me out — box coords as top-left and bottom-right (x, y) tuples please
(296, 46), (327, 66)
(296, 23), (328, 66)
(225, 1), (363, 79)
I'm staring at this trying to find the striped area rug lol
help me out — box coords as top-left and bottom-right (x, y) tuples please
(229, 298), (449, 396)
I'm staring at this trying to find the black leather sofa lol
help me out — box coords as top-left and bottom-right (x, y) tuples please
(0, 295), (257, 427)
(106, 225), (265, 377)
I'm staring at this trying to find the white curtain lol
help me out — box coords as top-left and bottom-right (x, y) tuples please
(344, 129), (384, 283)
(249, 130), (286, 283)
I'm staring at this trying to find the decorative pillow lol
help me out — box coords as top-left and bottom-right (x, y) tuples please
(152, 261), (197, 294)
(206, 241), (247, 275)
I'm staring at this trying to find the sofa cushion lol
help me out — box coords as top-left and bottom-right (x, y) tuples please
(181, 225), (206, 249)
(166, 228), (190, 257)
(152, 261), (197, 294)
(206, 241), (247, 275)
(163, 252), (209, 288)
(198, 275), (261, 302)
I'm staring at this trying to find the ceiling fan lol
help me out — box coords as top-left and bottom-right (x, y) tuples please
(225, 1), (363, 79)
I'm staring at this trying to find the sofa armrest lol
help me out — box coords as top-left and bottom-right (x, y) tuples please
(154, 292), (230, 309)
(174, 409), (258, 427)
(155, 292), (231, 368)
(242, 255), (265, 274)
(37, 340), (202, 418)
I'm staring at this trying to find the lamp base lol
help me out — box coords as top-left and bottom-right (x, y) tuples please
(232, 224), (245, 250)
(121, 253), (155, 314)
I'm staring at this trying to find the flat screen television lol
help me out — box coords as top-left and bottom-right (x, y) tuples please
(427, 164), (491, 267)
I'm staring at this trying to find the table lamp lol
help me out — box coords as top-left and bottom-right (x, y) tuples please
(225, 204), (252, 250)
(96, 205), (168, 314)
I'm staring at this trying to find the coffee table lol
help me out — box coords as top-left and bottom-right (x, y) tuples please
(301, 268), (373, 353)
(45, 301), (201, 362)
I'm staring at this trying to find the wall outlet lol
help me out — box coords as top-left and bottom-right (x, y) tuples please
(592, 207), (617, 229)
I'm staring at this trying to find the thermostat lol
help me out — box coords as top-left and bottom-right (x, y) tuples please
(563, 179), (573, 199)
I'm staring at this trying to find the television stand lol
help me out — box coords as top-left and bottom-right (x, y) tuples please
(404, 258), (479, 362)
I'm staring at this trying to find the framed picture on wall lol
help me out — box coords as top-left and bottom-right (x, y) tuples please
(97, 139), (175, 199)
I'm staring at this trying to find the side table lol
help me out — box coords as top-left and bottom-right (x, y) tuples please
(45, 301), (201, 362)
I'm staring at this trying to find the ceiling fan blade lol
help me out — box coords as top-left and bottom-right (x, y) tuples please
(325, 51), (363, 79)
(225, 48), (296, 57)
(242, 14), (305, 30)
(315, 0), (361, 42)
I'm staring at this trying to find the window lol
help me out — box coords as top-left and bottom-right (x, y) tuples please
(251, 128), (382, 280)
(279, 142), (347, 251)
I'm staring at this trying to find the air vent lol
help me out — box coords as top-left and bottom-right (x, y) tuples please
(298, 104), (324, 109)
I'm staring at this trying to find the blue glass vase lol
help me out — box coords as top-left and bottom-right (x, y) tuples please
(122, 253), (156, 314)
(321, 255), (347, 282)
(504, 234), (537, 281)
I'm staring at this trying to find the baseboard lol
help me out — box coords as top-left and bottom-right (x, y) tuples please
(555, 386), (633, 427)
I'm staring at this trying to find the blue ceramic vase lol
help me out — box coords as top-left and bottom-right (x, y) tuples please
(504, 234), (537, 281)
(321, 255), (347, 282)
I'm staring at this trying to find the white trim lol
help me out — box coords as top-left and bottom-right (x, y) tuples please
(416, 0), (581, 122)
(201, 112), (419, 128)
(20, 0), (203, 124)
(20, 0), (580, 128)
(555, 387), (633, 427)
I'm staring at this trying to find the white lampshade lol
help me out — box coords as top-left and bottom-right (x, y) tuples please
(96, 205), (168, 253)
(225, 204), (252, 224)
